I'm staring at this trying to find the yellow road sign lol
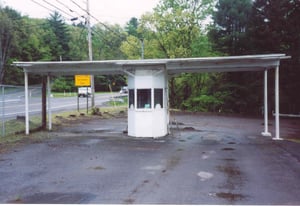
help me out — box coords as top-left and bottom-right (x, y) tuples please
(75, 75), (91, 86)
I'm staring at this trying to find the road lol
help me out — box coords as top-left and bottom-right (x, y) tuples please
(0, 113), (299, 204)
(0, 92), (123, 120)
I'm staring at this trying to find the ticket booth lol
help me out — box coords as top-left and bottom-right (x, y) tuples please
(127, 67), (168, 138)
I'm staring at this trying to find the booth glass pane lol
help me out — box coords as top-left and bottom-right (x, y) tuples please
(129, 89), (134, 108)
(137, 89), (151, 109)
(154, 89), (163, 108)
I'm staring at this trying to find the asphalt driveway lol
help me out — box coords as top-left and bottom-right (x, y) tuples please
(0, 112), (299, 204)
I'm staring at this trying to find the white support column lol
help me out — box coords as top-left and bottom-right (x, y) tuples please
(24, 71), (30, 135)
(166, 70), (170, 135)
(273, 65), (283, 140)
(47, 75), (52, 131)
(262, 69), (271, 136)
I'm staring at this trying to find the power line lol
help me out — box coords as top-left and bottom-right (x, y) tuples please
(41, 0), (74, 18)
(70, 1), (135, 49)
(30, 0), (78, 22)
(38, 0), (140, 55)
(30, 0), (55, 14)
(55, 0), (84, 19)
(70, 0), (86, 13)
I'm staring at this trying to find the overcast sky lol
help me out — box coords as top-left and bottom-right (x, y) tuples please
(1, 0), (160, 25)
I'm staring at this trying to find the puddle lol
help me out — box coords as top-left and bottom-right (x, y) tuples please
(88, 165), (105, 170)
(92, 129), (112, 133)
(9, 192), (95, 204)
(222, 147), (235, 151)
(183, 127), (195, 131)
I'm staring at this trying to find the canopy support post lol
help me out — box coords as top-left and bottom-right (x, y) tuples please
(47, 75), (52, 131)
(262, 69), (271, 137)
(41, 76), (47, 129)
(24, 71), (29, 135)
(273, 65), (282, 140)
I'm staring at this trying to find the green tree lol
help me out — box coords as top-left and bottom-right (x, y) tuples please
(120, 35), (141, 59)
(208, 0), (266, 114)
(138, 0), (225, 110)
(140, 0), (214, 58)
(248, 0), (300, 114)
(47, 11), (70, 61)
(68, 23), (88, 60)
(125, 17), (140, 38)
(92, 23), (126, 60)
(209, 0), (252, 55)
(0, 6), (21, 83)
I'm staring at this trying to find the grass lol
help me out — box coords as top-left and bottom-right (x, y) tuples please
(286, 138), (300, 144)
(108, 96), (128, 107)
(0, 116), (42, 137)
(51, 91), (115, 98)
(51, 92), (77, 98)
(0, 105), (127, 152)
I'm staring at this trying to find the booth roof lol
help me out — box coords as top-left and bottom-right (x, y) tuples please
(13, 54), (289, 75)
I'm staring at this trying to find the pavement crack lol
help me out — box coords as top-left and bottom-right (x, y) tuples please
(124, 179), (150, 204)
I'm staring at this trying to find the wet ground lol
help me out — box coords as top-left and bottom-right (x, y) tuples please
(0, 112), (300, 204)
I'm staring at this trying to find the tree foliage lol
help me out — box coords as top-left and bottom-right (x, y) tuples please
(0, 0), (299, 114)
(209, 0), (264, 114)
(47, 12), (70, 61)
(209, 0), (252, 55)
(0, 6), (21, 83)
(248, 0), (300, 114)
(139, 0), (215, 58)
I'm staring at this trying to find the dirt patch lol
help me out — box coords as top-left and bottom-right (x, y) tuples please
(9, 192), (95, 204)
(216, 192), (245, 202)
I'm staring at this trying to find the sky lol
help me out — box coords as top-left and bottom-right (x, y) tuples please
(1, 0), (160, 26)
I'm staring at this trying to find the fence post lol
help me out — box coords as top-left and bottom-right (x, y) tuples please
(25, 72), (30, 135)
(1, 85), (5, 137)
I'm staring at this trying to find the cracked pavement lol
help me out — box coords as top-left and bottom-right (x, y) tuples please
(0, 112), (299, 204)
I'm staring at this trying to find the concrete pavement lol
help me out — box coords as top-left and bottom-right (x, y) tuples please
(0, 113), (299, 204)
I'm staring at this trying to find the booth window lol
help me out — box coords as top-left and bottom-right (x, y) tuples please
(129, 89), (134, 108)
(154, 89), (163, 108)
(137, 89), (151, 109)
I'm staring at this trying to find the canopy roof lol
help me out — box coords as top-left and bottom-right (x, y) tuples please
(13, 54), (289, 76)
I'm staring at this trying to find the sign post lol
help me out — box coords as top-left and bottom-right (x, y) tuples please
(75, 75), (91, 114)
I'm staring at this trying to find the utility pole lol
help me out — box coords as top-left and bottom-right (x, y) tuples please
(140, 38), (144, 59)
(86, 0), (95, 107)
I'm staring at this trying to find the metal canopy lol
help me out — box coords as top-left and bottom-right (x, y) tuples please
(13, 54), (288, 75)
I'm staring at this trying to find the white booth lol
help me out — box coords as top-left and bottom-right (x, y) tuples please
(127, 67), (168, 138)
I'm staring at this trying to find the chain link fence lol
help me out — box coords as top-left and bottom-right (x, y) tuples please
(0, 84), (126, 137)
(0, 84), (42, 137)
